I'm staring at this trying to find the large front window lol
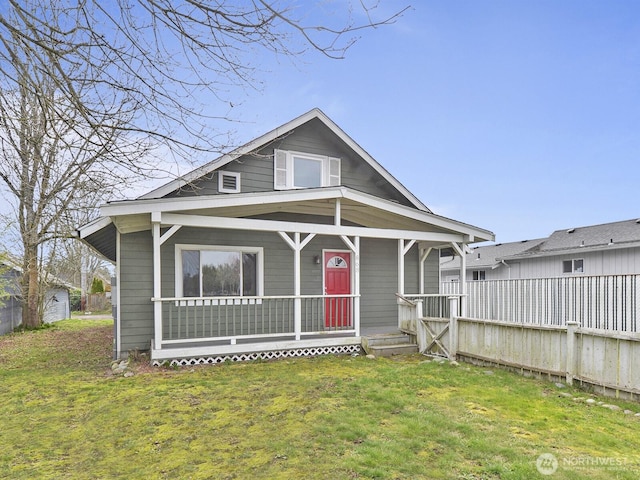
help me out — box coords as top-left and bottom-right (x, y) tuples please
(178, 245), (262, 297)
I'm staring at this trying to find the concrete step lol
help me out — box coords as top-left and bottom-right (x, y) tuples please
(368, 343), (418, 357)
(364, 333), (412, 347)
(362, 332), (418, 357)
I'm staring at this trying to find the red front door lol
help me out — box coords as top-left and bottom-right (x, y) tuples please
(324, 251), (351, 328)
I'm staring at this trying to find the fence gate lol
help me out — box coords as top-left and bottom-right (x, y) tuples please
(420, 318), (451, 358)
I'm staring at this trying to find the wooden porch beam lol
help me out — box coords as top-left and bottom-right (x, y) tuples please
(161, 213), (466, 244)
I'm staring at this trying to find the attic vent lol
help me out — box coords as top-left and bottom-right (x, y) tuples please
(567, 228), (575, 234)
(636, 219), (640, 224)
(218, 171), (241, 193)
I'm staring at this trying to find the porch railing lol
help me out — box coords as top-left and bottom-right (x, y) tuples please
(402, 294), (463, 319)
(153, 294), (358, 346)
(397, 293), (462, 358)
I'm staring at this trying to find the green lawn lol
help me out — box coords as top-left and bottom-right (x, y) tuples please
(0, 319), (638, 479)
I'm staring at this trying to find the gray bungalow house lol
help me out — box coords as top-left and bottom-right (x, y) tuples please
(441, 218), (640, 282)
(78, 109), (493, 363)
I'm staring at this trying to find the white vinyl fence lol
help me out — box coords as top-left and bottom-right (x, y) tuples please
(441, 274), (640, 333)
(431, 275), (640, 399)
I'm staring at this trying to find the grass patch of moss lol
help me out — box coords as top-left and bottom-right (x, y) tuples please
(0, 321), (639, 479)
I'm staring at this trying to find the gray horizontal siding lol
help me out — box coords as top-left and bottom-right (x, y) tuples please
(119, 231), (154, 352)
(166, 118), (414, 207)
(119, 225), (440, 353)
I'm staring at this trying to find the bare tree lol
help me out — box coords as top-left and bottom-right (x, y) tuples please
(0, 0), (409, 158)
(0, 0), (409, 328)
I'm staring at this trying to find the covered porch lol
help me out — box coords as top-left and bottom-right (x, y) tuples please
(143, 192), (478, 364)
(80, 187), (489, 363)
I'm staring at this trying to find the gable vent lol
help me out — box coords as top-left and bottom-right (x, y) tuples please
(218, 171), (241, 193)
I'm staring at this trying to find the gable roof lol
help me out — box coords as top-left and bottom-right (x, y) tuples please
(440, 238), (546, 271)
(139, 108), (431, 212)
(504, 218), (640, 259)
(442, 218), (640, 271)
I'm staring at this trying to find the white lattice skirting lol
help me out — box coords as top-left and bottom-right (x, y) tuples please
(152, 344), (362, 367)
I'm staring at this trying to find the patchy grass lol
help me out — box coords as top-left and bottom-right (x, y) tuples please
(0, 320), (639, 479)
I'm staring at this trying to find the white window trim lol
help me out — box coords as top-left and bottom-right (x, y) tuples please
(472, 270), (486, 281)
(218, 171), (241, 193)
(175, 244), (264, 297)
(274, 149), (340, 190)
(563, 258), (584, 274)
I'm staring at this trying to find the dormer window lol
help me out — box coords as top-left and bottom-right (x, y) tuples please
(274, 149), (340, 190)
(218, 171), (241, 193)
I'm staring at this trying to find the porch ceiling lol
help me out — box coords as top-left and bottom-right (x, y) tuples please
(83, 187), (494, 259)
(180, 199), (452, 232)
(111, 197), (457, 239)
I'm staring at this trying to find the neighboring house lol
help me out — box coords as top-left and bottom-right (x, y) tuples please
(0, 266), (22, 335)
(440, 238), (546, 282)
(0, 261), (71, 335)
(78, 108), (494, 363)
(441, 218), (640, 282)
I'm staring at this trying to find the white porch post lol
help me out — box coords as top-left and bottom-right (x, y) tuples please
(279, 231), (315, 340)
(151, 212), (162, 350)
(398, 239), (416, 295)
(340, 235), (360, 336)
(398, 239), (404, 295)
(418, 247), (432, 294)
(293, 232), (301, 340)
(450, 242), (468, 317)
(460, 245), (467, 316)
(354, 236), (360, 336)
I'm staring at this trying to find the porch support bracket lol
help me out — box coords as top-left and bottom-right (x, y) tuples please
(160, 225), (181, 245)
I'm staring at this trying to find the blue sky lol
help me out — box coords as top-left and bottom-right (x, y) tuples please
(215, 0), (640, 244)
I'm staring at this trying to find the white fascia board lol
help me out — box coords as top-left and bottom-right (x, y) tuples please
(77, 216), (113, 239)
(160, 212), (466, 244)
(139, 109), (328, 200)
(342, 190), (494, 242)
(310, 109), (430, 212)
(137, 108), (429, 212)
(103, 187), (346, 217)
